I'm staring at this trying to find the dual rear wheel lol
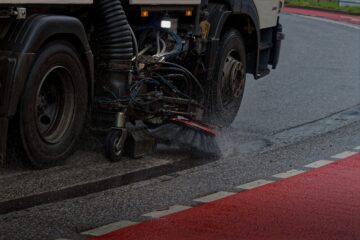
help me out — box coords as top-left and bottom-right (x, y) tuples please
(19, 41), (88, 168)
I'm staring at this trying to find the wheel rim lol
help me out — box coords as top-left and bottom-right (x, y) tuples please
(113, 144), (123, 157)
(35, 66), (75, 144)
(221, 50), (245, 109)
(113, 131), (124, 157)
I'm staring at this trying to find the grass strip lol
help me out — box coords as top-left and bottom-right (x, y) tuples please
(286, 0), (360, 14)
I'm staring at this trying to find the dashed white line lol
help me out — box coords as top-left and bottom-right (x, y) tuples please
(273, 169), (305, 179)
(74, 147), (360, 239)
(142, 205), (191, 218)
(193, 191), (236, 203)
(236, 179), (274, 190)
(331, 151), (358, 159)
(305, 160), (334, 169)
(81, 220), (137, 236)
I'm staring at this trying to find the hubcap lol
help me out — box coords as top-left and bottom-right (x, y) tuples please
(35, 66), (75, 144)
(221, 51), (245, 108)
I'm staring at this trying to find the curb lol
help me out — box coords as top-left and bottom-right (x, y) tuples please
(0, 156), (213, 215)
(75, 146), (360, 240)
(285, 5), (360, 16)
(283, 6), (360, 25)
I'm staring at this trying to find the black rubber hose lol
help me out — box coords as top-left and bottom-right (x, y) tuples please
(162, 62), (205, 105)
(94, 0), (133, 65)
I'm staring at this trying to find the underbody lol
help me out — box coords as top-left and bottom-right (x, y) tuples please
(0, 0), (283, 167)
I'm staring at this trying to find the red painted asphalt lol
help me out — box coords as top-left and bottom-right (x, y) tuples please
(284, 7), (360, 25)
(91, 153), (360, 240)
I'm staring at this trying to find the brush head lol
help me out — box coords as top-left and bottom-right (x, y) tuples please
(149, 119), (222, 159)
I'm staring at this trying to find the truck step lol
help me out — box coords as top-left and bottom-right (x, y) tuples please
(259, 42), (273, 51)
(256, 68), (270, 79)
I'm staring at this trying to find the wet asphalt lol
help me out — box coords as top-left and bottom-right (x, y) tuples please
(0, 13), (360, 240)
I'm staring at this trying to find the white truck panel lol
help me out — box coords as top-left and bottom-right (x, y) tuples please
(0, 0), (200, 5)
(253, 0), (279, 29)
(129, 0), (200, 4)
(0, 0), (92, 4)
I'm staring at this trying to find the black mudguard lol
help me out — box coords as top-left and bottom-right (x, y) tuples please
(0, 14), (93, 117)
(205, 1), (260, 82)
(0, 15), (93, 163)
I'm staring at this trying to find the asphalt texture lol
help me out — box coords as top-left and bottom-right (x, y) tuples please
(1, 13), (360, 240)
(90, 153), (360, 240)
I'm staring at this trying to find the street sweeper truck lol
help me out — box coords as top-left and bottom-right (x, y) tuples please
(0, 0), (284, 167)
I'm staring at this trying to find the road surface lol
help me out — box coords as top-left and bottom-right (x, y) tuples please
(0, 13), (360, 240)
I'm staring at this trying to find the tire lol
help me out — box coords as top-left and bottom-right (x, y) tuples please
(104, 129), (126, 162)
(19, 41), (88, 168)
(206, 29), (246, 127)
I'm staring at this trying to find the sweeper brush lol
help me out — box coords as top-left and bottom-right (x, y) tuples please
(150, 118), (222, 159)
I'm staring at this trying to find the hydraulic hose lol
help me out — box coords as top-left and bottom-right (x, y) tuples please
(94, 0), (134, 97)
(95, 0), (133, 66)
(162, 62), (205, 105)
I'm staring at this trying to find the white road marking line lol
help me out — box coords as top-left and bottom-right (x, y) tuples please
(354, 146), (360, 150)
(305, 160), (334, 168)
(273, 169), (305, 179)
(236, 179), (274, 190)
(142, 205), (191, 218)
(193, 191), (236, 203)
(81, 220), (137, 236)
(331, 151), (358, 159)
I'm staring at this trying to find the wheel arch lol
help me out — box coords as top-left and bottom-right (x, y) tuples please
(222, 14), (259, 76)
(208, 2), (260, 77)
(0, 14), (94, 118)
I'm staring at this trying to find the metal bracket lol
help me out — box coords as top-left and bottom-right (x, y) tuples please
(115, 112), (126, 129)
(125, 127), (155, 159)
(15, 8), (26, 19)
(0, 7), (26, 19)
(115, 128), (128, 150)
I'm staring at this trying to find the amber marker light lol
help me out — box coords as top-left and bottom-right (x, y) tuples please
(141, 10), (149, 17)
(185, 10), (193, 17)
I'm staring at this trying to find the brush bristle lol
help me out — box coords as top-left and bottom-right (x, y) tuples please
(150, 123), (222, 159)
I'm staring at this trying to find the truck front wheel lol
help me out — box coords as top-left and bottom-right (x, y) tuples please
(206, 29), (246, 127)
(19, 41), (88, 168)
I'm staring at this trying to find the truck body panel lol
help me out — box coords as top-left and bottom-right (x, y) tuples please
(254, 0), (279, 29)
(129, 0), (200, 5)
(0, 0), (201, 4)
(0, 0), (92, 4)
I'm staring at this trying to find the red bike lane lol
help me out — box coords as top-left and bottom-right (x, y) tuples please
(85, 7), (360, 240)
(284, 7), (360, 25)
(90, 153), (360, 240)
